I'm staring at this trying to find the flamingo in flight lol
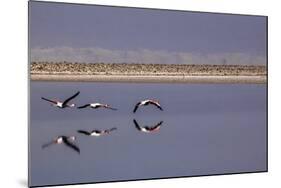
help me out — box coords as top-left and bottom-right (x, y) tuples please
(42, 135), (80, 154)
(41, 91), (80, 108)
(77, 103), (117, 110)
(133, 119), (164, 133)
(133, 99), (163, 113)
(77, 127), (117, 137)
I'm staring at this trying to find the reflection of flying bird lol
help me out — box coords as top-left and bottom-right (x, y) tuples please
(133, 99), (163, 113)
(77, 127), (117, 137)
(133, 119), (163, 133)
(41, 91), (80, 108)
(77, 103), (117, 110)
(42, 136), (80, 154)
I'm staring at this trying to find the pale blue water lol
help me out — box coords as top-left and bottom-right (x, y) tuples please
(29, 82), (267, 187)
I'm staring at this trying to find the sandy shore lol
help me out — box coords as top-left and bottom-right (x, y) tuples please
(30, 62), (267, 84)
(31, 74), (266, 84)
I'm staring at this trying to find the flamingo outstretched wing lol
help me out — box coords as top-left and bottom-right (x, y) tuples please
(77, 104), (90, 109)
(133, 119), (142, 131)
(149, 121), (164, 131)
(63, 138), (80, 154)
(148, 101), (163, 111)
(133, 102), (141, 113)
(62, 91), (80, 107)
(77, 130), (91, 135)
(41, 97), (57, 104)
(41, 140), (55, 149)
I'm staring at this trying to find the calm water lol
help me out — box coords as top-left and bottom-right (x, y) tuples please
(29, 82), (267, 186)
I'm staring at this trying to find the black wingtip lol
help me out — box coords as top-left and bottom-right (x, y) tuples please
(77, 105), (87, 109)
(73, 91), (80, 97)
(77, 130), (90, 135)
(41, 97), (49, 101)
(133, 119), (142, 131)
(73, 147), (80, 154)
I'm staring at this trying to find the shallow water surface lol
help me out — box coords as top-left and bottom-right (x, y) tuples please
(29, 82), (267, 186)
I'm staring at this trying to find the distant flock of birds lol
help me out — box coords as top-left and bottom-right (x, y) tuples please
(41, 91), (164, 154)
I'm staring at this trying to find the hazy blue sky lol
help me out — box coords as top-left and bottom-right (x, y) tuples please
(29, 1), (267, 64)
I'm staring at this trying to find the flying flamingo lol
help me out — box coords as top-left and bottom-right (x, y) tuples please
(78, 103), (117, 110)
(133, 99), (163, 113)
(41, 91), (80, 108)
(77, 127), (117, 137)
(133, 119), (163, 133)
(42, 135), (80, 154)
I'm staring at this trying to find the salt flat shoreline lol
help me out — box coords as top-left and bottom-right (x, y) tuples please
(30, 62), (267, 84)
(31, 74), (266, 84)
